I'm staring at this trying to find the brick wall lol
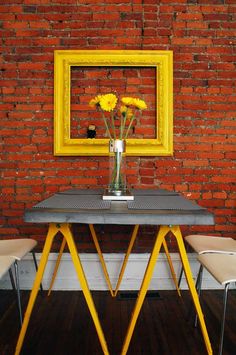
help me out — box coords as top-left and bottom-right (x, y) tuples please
(1, 0), (235, 252)
(71, 66), (156, 139)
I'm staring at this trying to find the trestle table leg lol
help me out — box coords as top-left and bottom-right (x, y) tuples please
(47, 236), (67, 296)
(162, 238), (181, 297)
(15, 223), (109, 355)
(121, 225), (169, 355)
(47, 224), (140, 298)
(15, 223), (60, 355)
(47, 224), (179, 300)
(121, 225), (212, 355)
(59, 223), (109, 355)
(47, 224), (115, 297)
(171, 225), (213, 355)
(114, 224), (139, 297)
(89, 224), (114, 297)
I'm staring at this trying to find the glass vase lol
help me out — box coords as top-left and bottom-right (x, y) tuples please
(108, 139), (126, 196)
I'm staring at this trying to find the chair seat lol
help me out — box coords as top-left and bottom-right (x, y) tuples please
(185, 235), (236, 255)
(0, 256), (15, 279)
(196, 253), (236, 355)
(0, 239), (37, 260)
(197, 254), (236, 285)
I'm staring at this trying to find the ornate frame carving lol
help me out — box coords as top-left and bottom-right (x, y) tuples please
(54, 50), (173, 156)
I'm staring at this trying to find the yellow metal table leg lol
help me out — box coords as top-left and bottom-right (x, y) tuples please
(121, 225), (169, 355)
(15, 223), (60, 355)
(47, 236), (67, 296)
(15, 223), (109, 355)
(59, 223), (109, 355)
(171, 225), (213, 355)
(114, 224), (139, 297)
(162, 238), (181, 297)
(47, 224), (140, 299)
(89, 224), (114, 297)
(47, 224), (115, 298)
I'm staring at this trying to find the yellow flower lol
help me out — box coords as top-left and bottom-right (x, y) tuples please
(121, 97), (147, 110)
(99, 93), (117, 112)
(120, 105), (133, 119)
(89, 95), (102, 108)
(88, 93), (146, 139)
(127, 108), (133, 119)
(121, 97), (135, 106)
(132, 98), (147, 110)
(120, 105), (126, 114)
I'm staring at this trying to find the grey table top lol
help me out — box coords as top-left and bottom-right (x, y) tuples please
(24, 189), (214, 226)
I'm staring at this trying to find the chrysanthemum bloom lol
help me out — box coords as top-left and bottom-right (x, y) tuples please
(121, 97), (135, 106)
(132, 98), (147, 110)
(120, 105), (133, 119)
(99, 93), (118, 112)
(89, 95), (102, 108)
(88, 93), (147, 139)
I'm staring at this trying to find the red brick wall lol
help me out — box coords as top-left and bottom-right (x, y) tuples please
(1, 1), (235, 252)
(71, 66), (156, 139)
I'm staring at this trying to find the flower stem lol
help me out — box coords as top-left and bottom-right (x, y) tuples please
(101, 112), (112, 139)
(110, 151), (124, 191)
(111, 112), (116, 139)
(124, 114), (135, 139)
(120, 112), (127, 139)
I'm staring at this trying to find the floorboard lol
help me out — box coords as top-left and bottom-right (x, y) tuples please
(0, 289), (235, 355)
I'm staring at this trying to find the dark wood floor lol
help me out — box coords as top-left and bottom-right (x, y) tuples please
(0, 289), (235, 355)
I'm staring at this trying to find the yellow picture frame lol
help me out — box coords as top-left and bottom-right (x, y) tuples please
(54, 50), (173, 156)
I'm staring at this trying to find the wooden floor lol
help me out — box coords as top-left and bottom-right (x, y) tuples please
(0, 289), (235, 355)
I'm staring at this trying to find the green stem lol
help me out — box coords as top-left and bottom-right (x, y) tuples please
(101, 112), (112, 139)
(110, 152), (124, 191)
(111, 111), (116, 139)
(124, 114), (135, 139)
(120, 112), (127, 139)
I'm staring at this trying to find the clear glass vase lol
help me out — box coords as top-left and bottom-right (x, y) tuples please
(108, 139), (126, 196)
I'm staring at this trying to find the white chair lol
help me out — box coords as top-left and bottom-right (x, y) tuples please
(0, 238), (37, 261)
(0, 238), (42, 324)
(0, 256), (15, 279)
(0, 255), (22, 325)
(196, 253), (236, 355)
(178, 235), (236, 287)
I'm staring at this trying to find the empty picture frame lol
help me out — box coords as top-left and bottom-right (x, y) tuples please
(54, 50), (173, 156)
